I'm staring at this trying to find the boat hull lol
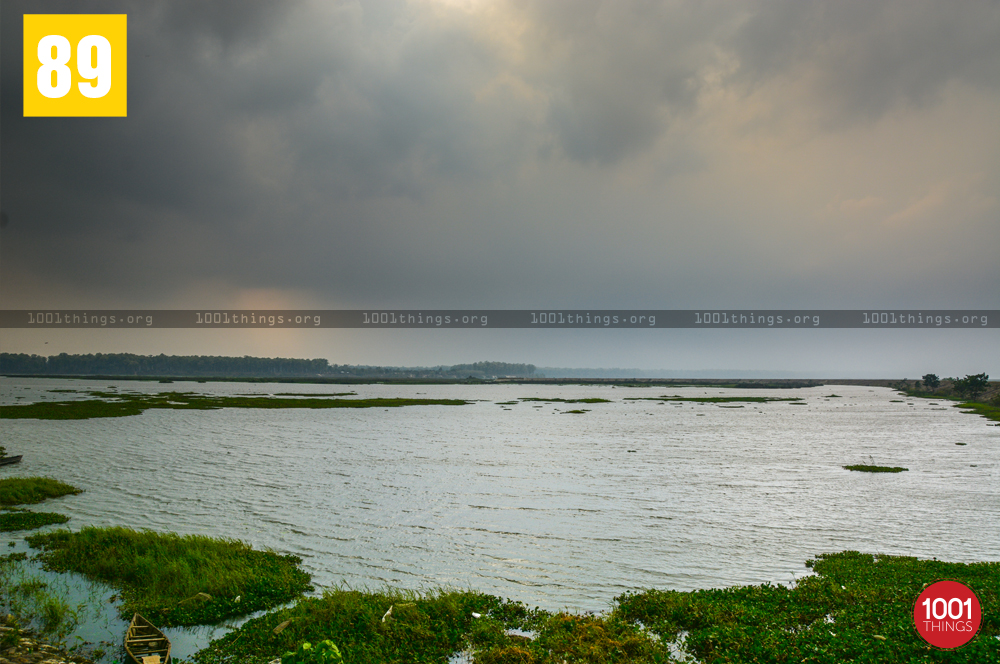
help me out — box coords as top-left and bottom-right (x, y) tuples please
(125, 613), (171, 664)
(0, 456), (22, 466)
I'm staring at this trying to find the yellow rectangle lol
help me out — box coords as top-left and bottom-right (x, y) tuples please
(23, 14), (127, 117)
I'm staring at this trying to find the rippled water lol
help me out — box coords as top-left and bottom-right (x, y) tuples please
(2, 377), (998, 653)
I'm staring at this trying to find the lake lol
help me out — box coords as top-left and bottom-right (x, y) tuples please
(1, 377), (998, 656)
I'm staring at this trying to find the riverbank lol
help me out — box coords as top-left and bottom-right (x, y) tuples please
(0, 620), (93, 664)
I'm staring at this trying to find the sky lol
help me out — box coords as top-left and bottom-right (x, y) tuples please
(1, 0), (998, 375)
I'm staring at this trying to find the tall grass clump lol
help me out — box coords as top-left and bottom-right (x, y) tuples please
(0, 477), (82, 506)
(25, 527), (312, 626)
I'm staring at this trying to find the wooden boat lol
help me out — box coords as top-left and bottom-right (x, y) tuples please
(125, 613), (170, 664)
(0, 455), (22, 467)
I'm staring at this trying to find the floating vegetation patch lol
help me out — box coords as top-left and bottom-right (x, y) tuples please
(616, 551), (999, 664)
(826, 394), (842, 398)
(0, 391), (470, 420)
(562, 409), (590, 414)
(518, 397), (611, 404)
(0, 509), (69, 532)
(26, 527), (312, 627)
(495, 401), (519, 405)
(890, 400), (904, 403)
(190, 587), (664, 664)
(624, 395), (803, 403)
(843, 465), (908, 473)
(273, 392), (357, 397)
(956, 442), (967, 446)
(0, 478), (82, 507)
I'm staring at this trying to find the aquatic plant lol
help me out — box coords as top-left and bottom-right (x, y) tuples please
(281, 640), (343, 664)
(616, 551), (999, 663)
(0, 509), (69, 532)
(25, 527), (312, 627)
(0, 555), (92, 647)
(843, 465), (908, 473)
(0, 478), (82, 506)
(0, 392), (470, 420)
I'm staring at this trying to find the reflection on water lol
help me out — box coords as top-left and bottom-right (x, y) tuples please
(2, 378), (998, 657)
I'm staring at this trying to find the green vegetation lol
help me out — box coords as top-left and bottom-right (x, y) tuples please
(826, 394), (842, 398)
(953, 373), (989, 401)
(193, 552), (998, 664)
(25, 527), (312, 627)
(616, 551), (999, 663)
(624, 395), (803, 403)
(0, 554), (94, 648)
(562, 409), (590, 414)
(191, 587), (668, 664)
(281, 640), (343, 664)
(0, 477), (82, 506)
(518, 397), (611, 403)
(0, 391), (469, 420)
(843, 465), (908, 473)
(274, 392), (357, 397)
(192, 588), (503, 664)
(0, 508), (69, 532)
(957, 401), (1000, 423)
(922, 373), (940, 390)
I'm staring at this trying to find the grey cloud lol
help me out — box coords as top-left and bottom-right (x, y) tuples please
(1, 0), (997, 313)
(730, 0), (1000, 123)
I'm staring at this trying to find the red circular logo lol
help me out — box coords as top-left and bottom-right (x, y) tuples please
(913, 580), (981, 649)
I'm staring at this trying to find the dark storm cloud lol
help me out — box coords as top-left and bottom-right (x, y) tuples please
(1, 0), (997, 312)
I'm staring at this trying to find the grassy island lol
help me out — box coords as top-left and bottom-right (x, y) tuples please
(0, 391), (470, 420)
(0, 477), (82, 506)
(0, 508), (69, 532)
(624, 395), (804, 403)
(25, 527), (312, 626)
(843, 465), (908, 473)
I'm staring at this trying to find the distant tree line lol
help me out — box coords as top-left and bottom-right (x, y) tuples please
(0, 353), (536, 379)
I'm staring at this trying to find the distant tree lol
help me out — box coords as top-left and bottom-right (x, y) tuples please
(953, 373), (989, 402)
(922, 374), (940, 390)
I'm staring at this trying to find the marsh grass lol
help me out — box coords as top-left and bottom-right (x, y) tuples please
(624, 395), (803, 403)
(843, 465), (908, 473)
(0, 392), (469, 420)
(0, 509), (69, 532)
(518, 398), (611, 404)
(957, 401), (1000, 423)
(25, 527), (312, 627)
(0, 478), (82, 506)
